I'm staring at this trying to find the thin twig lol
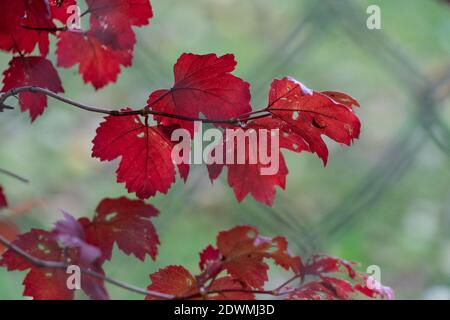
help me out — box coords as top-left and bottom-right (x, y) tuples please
(0, 86), (273, 125)
(0, 168), (29, 184)
(21, 25), (67, 33)
(0, 86), (344, 126)
(180, 279), (299, 300)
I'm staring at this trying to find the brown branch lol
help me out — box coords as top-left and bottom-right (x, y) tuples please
(80, 9), (90, 18)
(179, 257), (302, 300)
(21, 24), (67, 33)
(180, 275), (300, 300)
(1, 86), (347, 127)
(181, 287), (297, 300)
(0, 86), (272, 125)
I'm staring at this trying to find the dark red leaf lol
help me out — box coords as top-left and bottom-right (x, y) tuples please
(199, 245), (221, 271)
(56, 1), (152, 89)
(215, 226), (300, 288)
(56, 30), (132, 90)
(148, 53), (252, 133)
(0, 0), (55, 56)
(225, 153), (287, 206)
(86, 0), (153, 28)
(292, 255), (394, 300)
(207, 117), (305, 205)
(355, 282), (395, 300)
(80, 197), (160, 261)
(206, 77), (361, 206)
(267, 77), (361, 164)
(52, 211), (102, 264)
(0, 229), (108, 300)
(86, 0), (153, 51)
(92, 112), (186, 199)
(89, 16), (136, 52)
(146, 266), (254, 300)
(146, 265), (196, 300)
(2, 56), (64, 121)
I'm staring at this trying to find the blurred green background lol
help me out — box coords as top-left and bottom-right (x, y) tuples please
(1, 0), (450, 299)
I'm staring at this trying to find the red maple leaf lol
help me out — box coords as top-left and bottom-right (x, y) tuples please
(0, 186), (8, 209)
(207, 116), (309, 206)
(289, 255), (394, 300)
(267, 77), (361, 164)
(207, 78), (360, 205)
(148, 53), (252, 133)
(199, 245), (221, 271)
(0, 0), (55, 56)
(92, 110), (186, 199)
(79, 197), (160, 262)
(55, 1), (153, 89)
(1, 56), (64, 121)
(0, 229), (108, 300)
(86, 0), (153, 51)
(146, 265), (197, 299)
(56, 30), (132, 90)
(86, 0), (153, 28)
(146, 266), (253, 300)
(214, 226), (300, 289)
(89, 14), (136, 52)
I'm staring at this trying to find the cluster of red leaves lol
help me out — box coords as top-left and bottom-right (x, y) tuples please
(0, 197), (159, 300)
(147, 225), (393, 300)
(0, 4), (360, 206)
(0, 0), (388, 302)
(0, 210), (392, 300)
(92, 53), (361, 206)
(289, 255), (394, 300)
(0, 0), (153, 120)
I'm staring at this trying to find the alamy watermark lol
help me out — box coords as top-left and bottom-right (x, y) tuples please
(66, 265), (81, 291)
(171, 122), (281, 176)
(366, 265), (382, 290)
(367, 5), (382, 30)
(65, 5), (82, 30)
